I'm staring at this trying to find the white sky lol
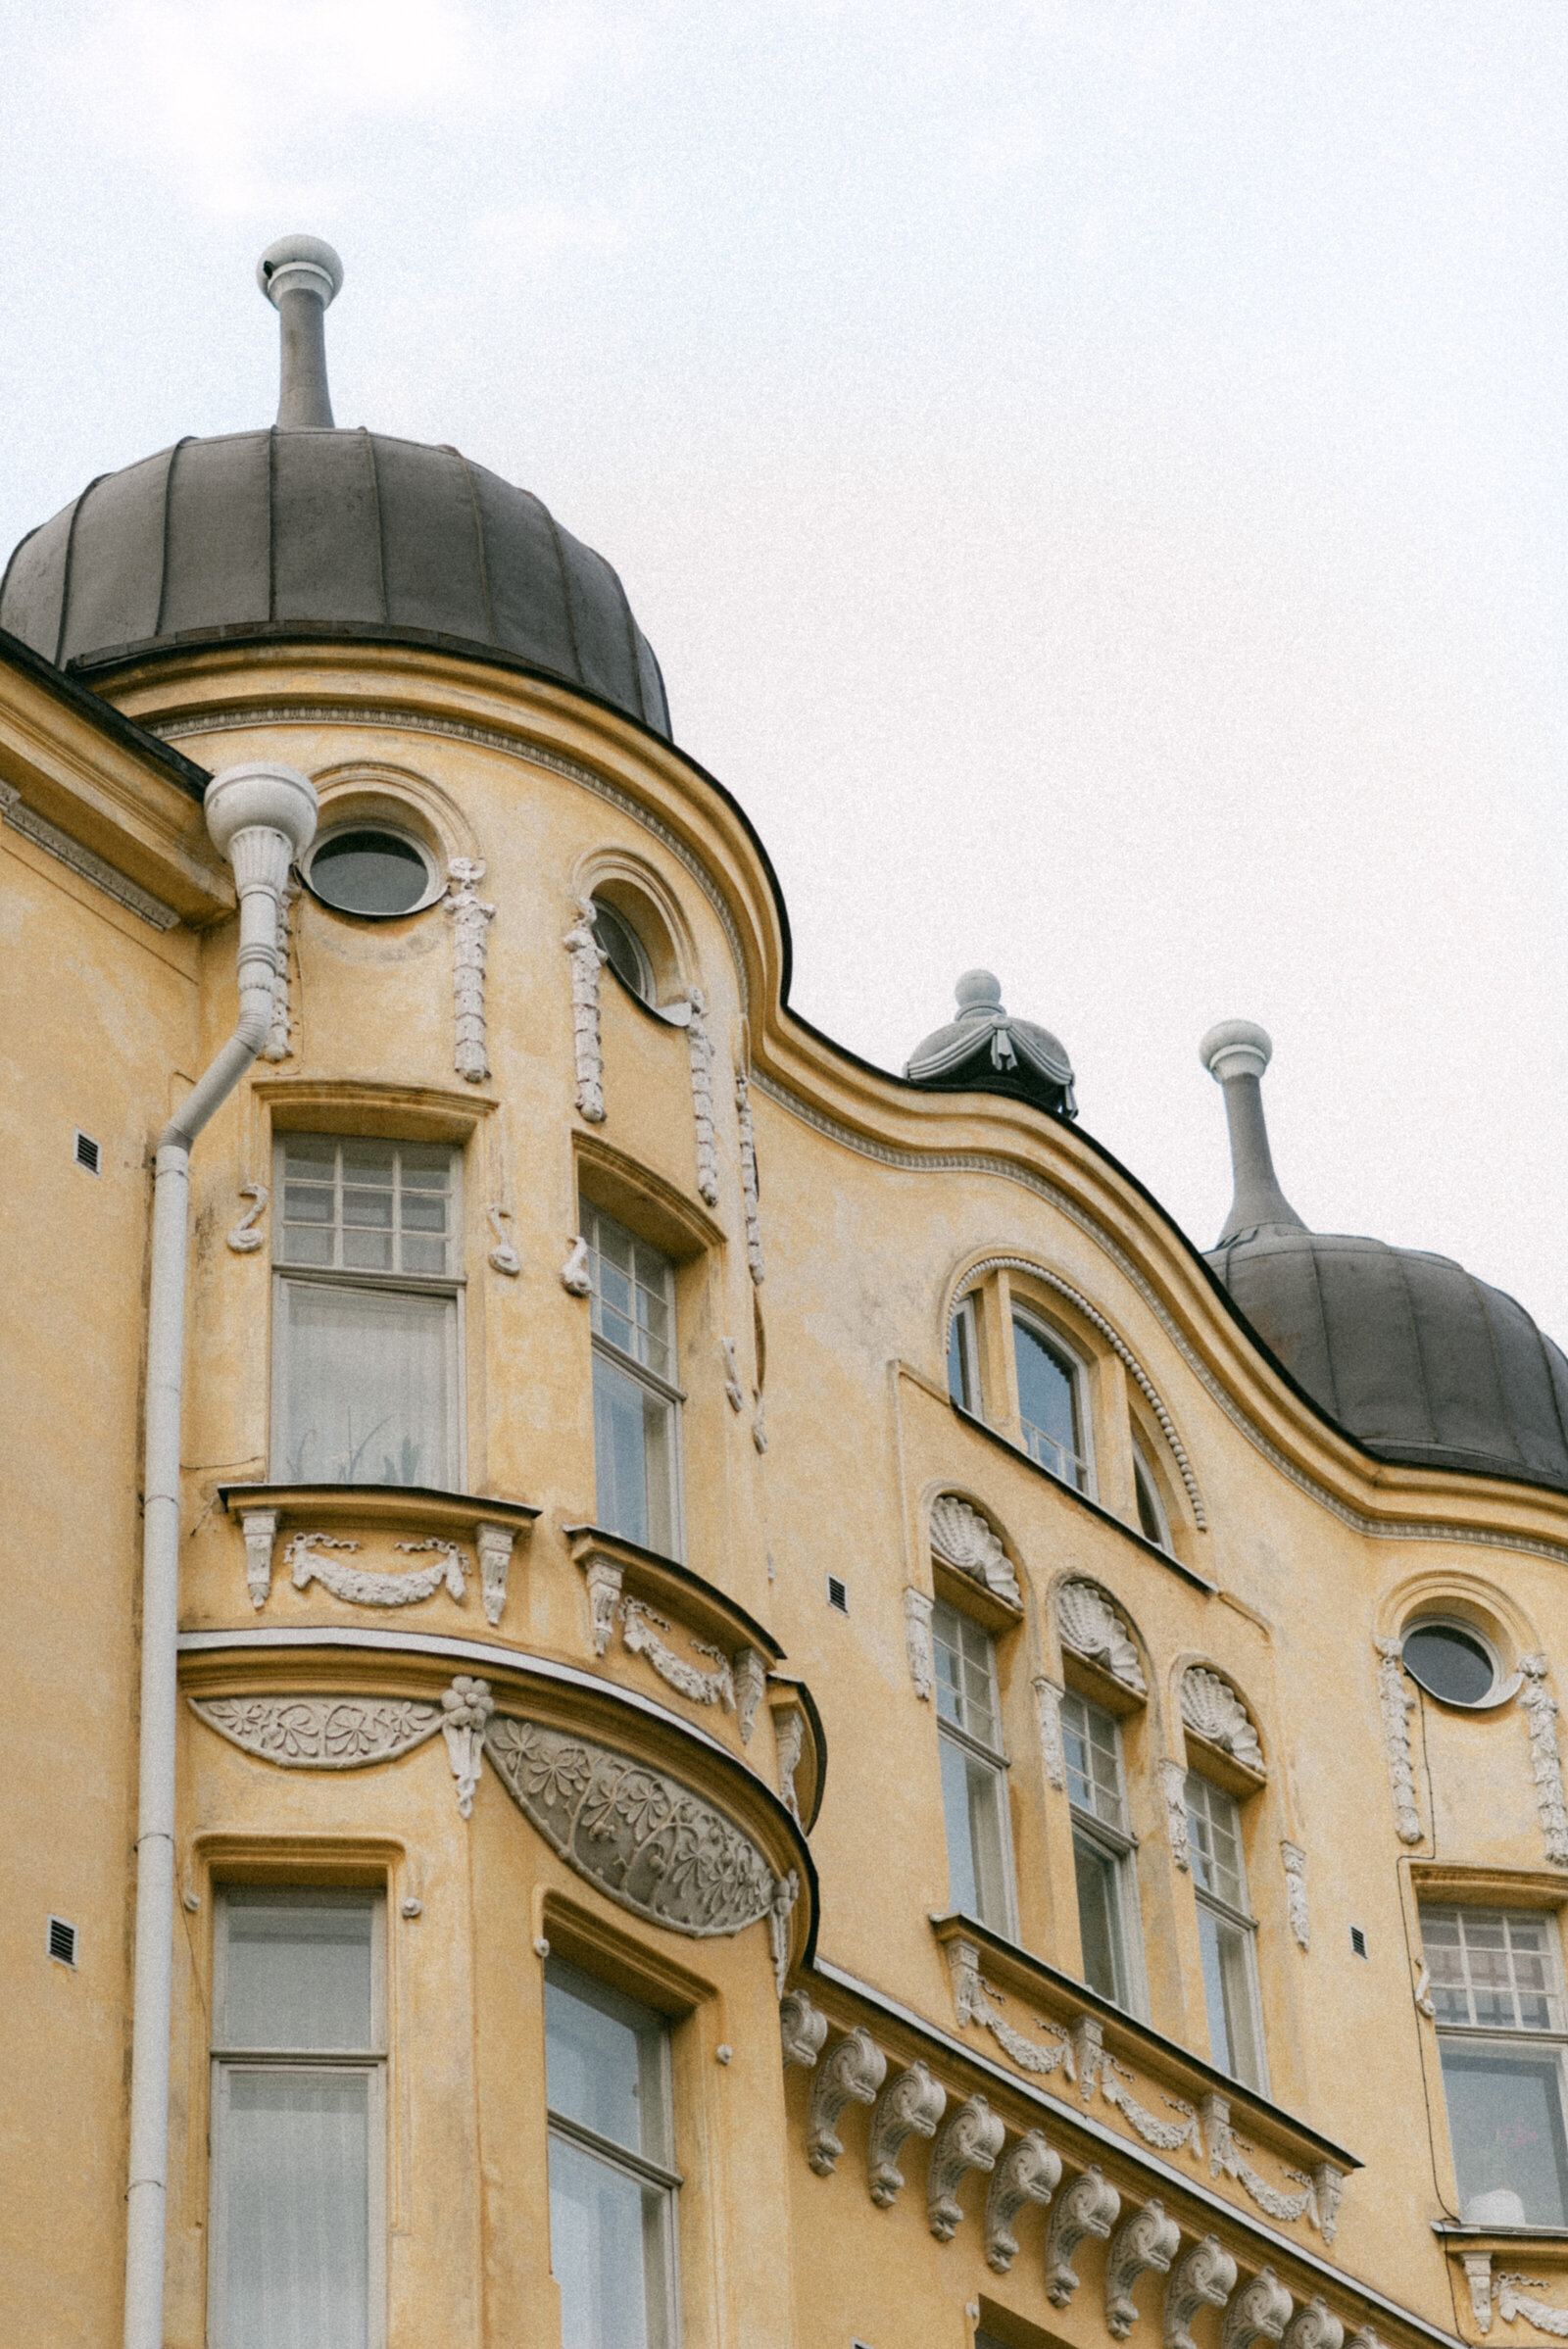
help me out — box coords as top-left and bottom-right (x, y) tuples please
(3, 3), (1565, 1335)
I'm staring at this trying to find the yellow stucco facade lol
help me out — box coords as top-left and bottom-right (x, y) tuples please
(6, 468), (1568, 2349)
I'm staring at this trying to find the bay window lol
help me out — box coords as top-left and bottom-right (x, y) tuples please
(933, 1596), (1014, 1933)
(1186, 1772), (1267, 2091)
(583, 1203), (683, 1556)
(1062, 1688), (1142, 2011)
(271, 1133), (461, 1487)
(1422, 1904), (1568, 2225)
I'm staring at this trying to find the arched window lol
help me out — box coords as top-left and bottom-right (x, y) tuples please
(591, 896), (657, 1006)
(1012, 1313), (1092, 1493)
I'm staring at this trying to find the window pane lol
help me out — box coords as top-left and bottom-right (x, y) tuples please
(1422, 1907), (1560, 2031)
(1198, 1903), (1264, 2089)
(276, 1136), (452, 1277)
(941, 1734), (1008, 1929)
(1186, 1774), (1247, 1911)
(1013, 1317), (1086, 1489)
(278, 1281), (453, 1487)
(586, 1209), (674, 1379)
(223, 1895), (373, 2052)
(1062, 1692), (1125, 1831)
(593, 1350), (673, 1553)
(545, 1965), (667, 2164)
(948, 1306), (976, 1411)
(1074, 1830), (1127, 2006)
(549, 2130), (669, 2349)
(223, 2070), (369, 2349)
(1134, 1449), (1169, 1548)
(930, 1602), (1000, 1749)
(1441, 2044), (1568, 2225)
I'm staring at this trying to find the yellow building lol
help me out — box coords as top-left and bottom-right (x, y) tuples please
(5, 234), (1568, 2349)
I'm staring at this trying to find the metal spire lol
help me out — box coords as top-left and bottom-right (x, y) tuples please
(257, 234), (344, 429)
(1200, 1019), (1307, 1246)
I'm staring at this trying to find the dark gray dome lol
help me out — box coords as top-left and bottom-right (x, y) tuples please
(906, 969), (1077, 1118)
(0, 427), (670, 738)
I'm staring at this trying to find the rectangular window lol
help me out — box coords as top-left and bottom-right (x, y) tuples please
(1012, 1313), (1093, 1493)
(271, 1134), (462, 1487)
(209, 1887), (385, 2349)
(948, 1297), (980, 1412)
(1186, 1773), (1266, 2091)
(584, 1204), (682, 1556)
(1062, 1690), (1142, 2011)
(1422, 1905), (1568, 2225)
(932, 1598), (1013, 1933)
(545, 1958), (680, 2349)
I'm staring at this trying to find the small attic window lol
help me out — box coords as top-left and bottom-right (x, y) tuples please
(304, 824), (441, 918)
(592, 897), (656, 1005)
(74, 1130), (100, 1175)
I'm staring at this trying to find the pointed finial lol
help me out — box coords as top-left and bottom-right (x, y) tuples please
(257, 235), (344, 430)
(1200, 1019), (1306, 1245)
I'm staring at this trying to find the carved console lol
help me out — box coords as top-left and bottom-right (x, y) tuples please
(220, 1485), (538, 1626)
(807, 2030), (887, 2176)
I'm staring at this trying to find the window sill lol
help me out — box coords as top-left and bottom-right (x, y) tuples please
(1433, 2222), (1568, 2244)
(561, 1524), (784, 1663)
(220, 1483), (540, 1542)
(949, 1401), (1216, 1592)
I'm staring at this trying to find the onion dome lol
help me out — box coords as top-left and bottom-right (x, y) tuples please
(0, 236), (670, 739)
(1200, 1021), (1568, 1493)
(906, 970), (1077, 1118)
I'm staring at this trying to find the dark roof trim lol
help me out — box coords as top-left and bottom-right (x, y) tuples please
(0, 624), (209, 803)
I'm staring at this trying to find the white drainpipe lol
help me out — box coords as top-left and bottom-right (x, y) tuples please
(122, 761), (317, 2349)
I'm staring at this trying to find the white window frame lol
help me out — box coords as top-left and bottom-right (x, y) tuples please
(1061, 1688), (1147, 2016)
(1421, 1903), (1568, 2226)
(582, 1200), (686, 1560)
(1010, 1307), (1095, 1495)
(931, 1596), (1017, 1937)
(1186, 1772), (1268, 2093)
(270, 1133), (466, 1489)
(948, 1294), (981, 1413)
(544, 1956), (682, 2349)
(1131, 1437), (1172, 1552)
(208, 1886), (388, 2349)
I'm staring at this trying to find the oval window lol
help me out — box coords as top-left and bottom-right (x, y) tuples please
(592, 898), (655, 1003)
(306, 827), (435, 917)
(1401, 1620), (1497, 1707)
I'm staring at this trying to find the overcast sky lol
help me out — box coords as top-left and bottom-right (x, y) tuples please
(4, 3), (1565, 1336)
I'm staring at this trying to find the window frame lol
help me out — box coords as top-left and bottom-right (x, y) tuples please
(302, 820), (445, 919)
(1009, 1305), (1095, 1496)
(207, 1884), (388, 2349)
(544, 1955), (682, 2349)
(1185, 1771), (1269, 2094)
(1421, 1902), (1568, 2227)
(1131, 1436), (1173, 1553)
(270, 1132), (466, 1490)
(931, 1595), (1017, 1938)
(582, 1199), (686, 1561)
(1060, 1688), (1147, 2016)
(948, 1294), (982, 1414)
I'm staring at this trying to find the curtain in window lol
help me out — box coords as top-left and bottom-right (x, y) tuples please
(277, 1282), (452, 1486)
(224, 2071), (369, 2349)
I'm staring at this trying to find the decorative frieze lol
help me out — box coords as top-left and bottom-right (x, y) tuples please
(1497, 2277), (1568, 2338)
(735, 1071), (765, 1284)
(285, 1531), (466, 1608)
(621, 1597), (737, 1710)
(947, 1935), (1074, 2078)
(1059, 1582), (1147, 1694)
(1046, 2164), (1121, 2307)
(563, 900), (609, 1121)
(1519, 1656), (1568, 1867)
(1106, 2199), (1182, 2338)
(1281, 1844), (1310, 1950)
(927, 2094), (1005, 2242)
(868, 2062), (948, 2208)
(1203, 2095), (1325, 2232)
(985, 2129), (1060, 2274)
(226, 1181), (269, 1253)
(475, 1523), (515, 1627)
(1165, 2236), (1238, 2349)
(441, 1677), (494, 1817)
(0, 777), (178, 928)
(905, 1588), (935, 1700)
(687, 989), (720, 1205)
(930, 1495), (1021, 1606)
(1182, 1667), (1265, 1774)
(1035, 1674), (1067, 1789)
(1374, 1639), (1424, 1844)
(189, 1692), (443, 1768)
(445, 858), (494, 1083)
(807, 2029), (887, 2175)
(1160, 1760), (1192, 1872)
(1075, 2017), (1202, 2159)
(1221, 2268), (1294, 2349)
(780, 1988), (829, 2070)
(261, 878), (298, 1059)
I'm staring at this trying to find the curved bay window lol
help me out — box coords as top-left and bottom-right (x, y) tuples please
(584, 1203), (683, 1557)
(1012, 1311), (1092, 1493)
(933, 1597), (1014, 1933)
(1186, 1772), (1267, 2092)
(1422, 1904), (1568, 2226)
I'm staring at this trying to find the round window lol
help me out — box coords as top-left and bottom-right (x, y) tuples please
(592, 898), (655, 1003)
(1401, 1619), (1498, 1707)
(306, 827), (436, 917)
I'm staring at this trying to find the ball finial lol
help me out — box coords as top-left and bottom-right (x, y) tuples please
(256, 234), (344, 310)
(955, 969), (1004, 1013)
(1200, 1018), (1273, 1085)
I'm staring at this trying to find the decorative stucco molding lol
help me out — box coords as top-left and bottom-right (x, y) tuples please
(1045, 2164), (1121, 2307)
(581, 1555), (622, 1655)
(240, 1508), (280, 1609)
(261, 878), (297, 1059)
(1374, 1639), (1425, 1844)
(1203, 2095), (1319, 2229)
(720, 1338), (745, 1411)
(947, 1934), (1075, 2078)
(1281, 1843), (1310, 1950)
(621, 1599), (737, 1711)
(1076, 2017), (1203, 2157)
(445, 859), (494, 1083)
(1313, 2167), (1346, 2246)
(735, 1647), (767, 1744)
(285, 1531), (467, 1609)
(227, 1181), (269, 1253)
(486, 1715), (784, 1940)
(927, 2094), (1005, 2241)
(1035, 1675), (1067, 1789)
(930, 1494), (1021, 1606)
(1059, 1582), (1147, 1693)
(687, 989), (720, 1205)
(1164, 2236), (1239, 2349)
(1159, 1760), (1192, 1872)
(441, 1677), (494, 1817)
(188, 1692), (443, 1768)
(867, 2061), (948, 2209)
(780, 1988), (829, 2070)
(1221, 2267), (1294, 2349)
(0, 778), (179, 929)
(563, 900), (609, 1121)
(753, 1391), (768, 1454)
(1519, 1657), (1568, 1867)
(485, 1206), (521, 1276)
(475, 1524), (515, 1628)
(1286, 2296), (1347, 2349)
(1106, 2199), (1182, 2338)
(985, 2129), (1060, 2274)
(768, 1872), (799, 1998)
(904, 1588), (935, 1700)
(1498, 2277), (1568, 2337)
(735, 1071), (765, 1285)
(807, 2029), (887, 2175)
(1461, 2255), (1493, 2334)
(561, 1234), (593, 1295)
(1182, 1667), (1265, 1774)
(775, 1705), (806, 1823)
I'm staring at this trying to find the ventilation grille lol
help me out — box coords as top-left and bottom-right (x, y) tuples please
(74, 1130), (100, 1175)
(826, 1574), (849, 1614)
(1349, 1926), (1368, 1959)
(48, 1915), (77, 1967)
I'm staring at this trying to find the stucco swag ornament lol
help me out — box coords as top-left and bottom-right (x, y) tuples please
(284, 1531), (468, 1609)
(930, 1495), (1021, 1606)
(1059, 1582), (1147, 1694)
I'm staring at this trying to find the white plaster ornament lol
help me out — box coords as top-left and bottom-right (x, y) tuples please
(563, 900), (609, 1121)
(445, 858), (494, 1082)
(929, 1494), (1020, 1605)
